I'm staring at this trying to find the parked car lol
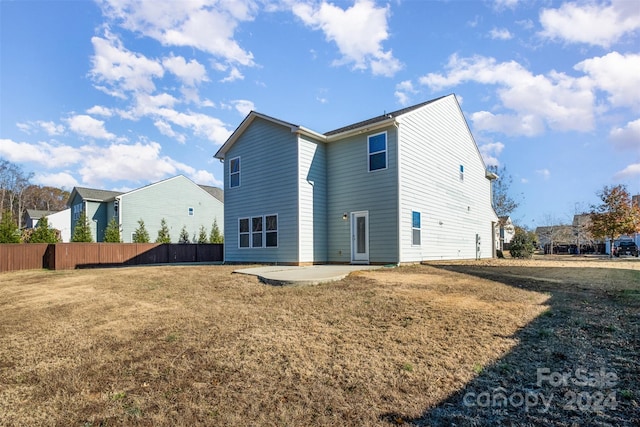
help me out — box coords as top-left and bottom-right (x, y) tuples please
(614, 241), (639, 257)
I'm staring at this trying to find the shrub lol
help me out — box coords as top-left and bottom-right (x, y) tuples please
(509, 228), (535, 259)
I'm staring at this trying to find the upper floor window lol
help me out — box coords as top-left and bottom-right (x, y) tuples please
(230, 157), (240, 188)
(188, 207), (194, 216)
(368, 132), (387, 172)
(459, 164), (464, 182)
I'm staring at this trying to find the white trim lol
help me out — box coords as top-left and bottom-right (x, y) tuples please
(229, 156), (241, 188)
(350, 211), (369, 264)
(367, 131), (388, 172)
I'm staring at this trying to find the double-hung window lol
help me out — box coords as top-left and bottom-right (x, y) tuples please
(412, 211), (421, 246)
(239, 214), (278, 248)
(230, 157), (240, 188)
(265, 215), (278, 247)
(368, 132), (387, 171)
(239, 218), (250, 248)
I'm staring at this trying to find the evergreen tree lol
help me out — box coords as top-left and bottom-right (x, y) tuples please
(197, 225), (208, 243)
(509, 227), (536, 259)
(178, 225), (190, 243)
(28, 216), (59, 243)
(209, 218), (224, 243)
(132, 219), (150, 243)
(155, 218), (171, 243)
(104, 217), (122, 243)
(0, 210), (20, 243)
(71, 211), (93, 242)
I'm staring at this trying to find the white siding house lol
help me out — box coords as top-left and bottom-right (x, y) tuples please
(215, 94), (498, 265)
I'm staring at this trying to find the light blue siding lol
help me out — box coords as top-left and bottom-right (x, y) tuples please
(298, 136), (328, 263)
(327, 127), (399, 264)
(119, 175), (223, 243)
(397, 96), (497, 261)
(223, 118), (300, 263)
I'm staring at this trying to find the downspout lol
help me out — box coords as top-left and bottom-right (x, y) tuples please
(395, 120), (402, 265)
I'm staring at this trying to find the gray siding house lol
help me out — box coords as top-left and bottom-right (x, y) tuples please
(68, 175), (224, 243)
(215, 94), (498, 265)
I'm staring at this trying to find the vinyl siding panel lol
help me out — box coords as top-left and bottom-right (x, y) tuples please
(119, 176), (224, 243)
(223, 118), (300, 263)
(298, 136), (328, 263)
(327, 127), (399, 264)
(397, 95), (497, 261)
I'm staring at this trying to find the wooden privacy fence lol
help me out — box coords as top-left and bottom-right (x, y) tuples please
(1, 243), (223, 272)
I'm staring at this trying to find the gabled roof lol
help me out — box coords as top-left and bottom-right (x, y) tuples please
(69, 187), (124, 205)
(324, 96), (447, 136)
(199, 185), (224, 202)
(24, 209), (56, 219)
(214, 111), (325, 159)
(214, 95), (451, 159)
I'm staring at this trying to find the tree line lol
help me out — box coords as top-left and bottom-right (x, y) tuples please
(0, 158), (70, 228)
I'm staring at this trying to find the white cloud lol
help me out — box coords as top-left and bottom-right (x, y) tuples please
(478, 141), (505, 167)
(66, 114), (116, 140)
(1, 137), (220, 188)
(33, 172), (79, 189)
(0, 138), (83, 167)
(86, 105), (113, 117)
(494, 0), (520, 10)
(609, 119), (640, 152)
(394, 80), (417, 106)
(539, 0), (640, 48)
(231, 99), (255, 116)
(90, 32), (164, 97)
(536, 169), (551, 180)
(220, 66), (244, 83)
(575, 52), (640, 109)
(489, 28), (513, 40)
(154, 120), (186, 144)
(420, 54), (594, 136)
(38, 121), (65, 136)
(292, 0), (402, 76)
(162, 55), (209, 87)
(614, 163), (640, 180)
(98, 0), (256, 66)
(189, 169), (222, 187)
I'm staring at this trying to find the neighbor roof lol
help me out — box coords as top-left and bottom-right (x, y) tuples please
(25, 209), (55, 219)
(70, 187), (124, 204)
(199, 185), (224, 203)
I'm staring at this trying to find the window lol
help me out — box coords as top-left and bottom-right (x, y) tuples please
(239, 218), (250, 248)
(252, 216), (263, 248)
(412, 211), (421, 246)
(230, 157), (240, 188)
(188, 207), (194, 216)
(265, 214), (278, 247)
(238, 214), (278, 248)
(73, 203), (82, 222)
(368, 132), (387, 171)
(459, 164), (464, 182)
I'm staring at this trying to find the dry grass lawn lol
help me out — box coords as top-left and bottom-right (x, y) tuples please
(0, 256), (638, 426)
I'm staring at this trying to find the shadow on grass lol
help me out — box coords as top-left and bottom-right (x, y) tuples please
(381, 265), (640, 427)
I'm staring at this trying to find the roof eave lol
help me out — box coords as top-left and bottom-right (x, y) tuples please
(325, 117), (397, 141)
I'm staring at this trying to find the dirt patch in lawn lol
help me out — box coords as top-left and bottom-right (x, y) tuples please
(0, 257), (638, 426)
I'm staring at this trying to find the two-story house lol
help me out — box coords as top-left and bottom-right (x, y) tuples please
(215, 94), (498, 265)
(68, 175), (224, 243)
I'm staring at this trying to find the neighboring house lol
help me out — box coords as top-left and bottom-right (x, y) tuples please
(498, 216), (515, 251)
(68, 175), (224, 243)
(23, 209), (55, 229)
(214, 94), (498, 265)
(44, 208), (71, 242)
(535, 225), (575, 254)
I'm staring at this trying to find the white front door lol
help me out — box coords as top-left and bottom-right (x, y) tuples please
(351, 211), (369, 264)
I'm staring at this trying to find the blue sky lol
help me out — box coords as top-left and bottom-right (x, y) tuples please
(1, 0), (639, 227)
